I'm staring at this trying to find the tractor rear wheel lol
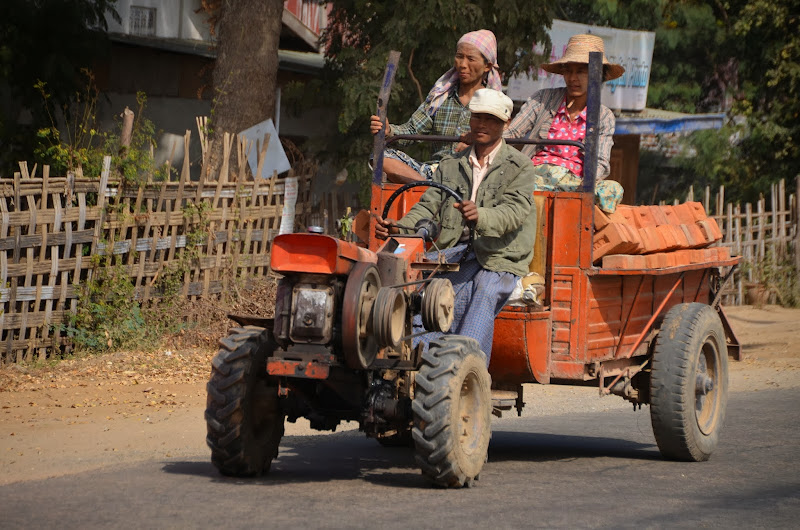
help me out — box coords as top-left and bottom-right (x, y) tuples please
(205, 326), (284, 476)
(412, 335), (491, 488)
(650, 303), (728, 462)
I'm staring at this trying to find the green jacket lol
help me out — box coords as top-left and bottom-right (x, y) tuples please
(399, 141), (537, 277)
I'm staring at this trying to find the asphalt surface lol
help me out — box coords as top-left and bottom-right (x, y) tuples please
(2, 388), (798, 529)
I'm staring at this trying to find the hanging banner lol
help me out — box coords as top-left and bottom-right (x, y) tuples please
(278, 177), (299, 235)
(507, 20), (655, 111)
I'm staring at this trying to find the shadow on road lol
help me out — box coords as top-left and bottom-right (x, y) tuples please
(162, 430), (427, 487)
(162, 428), (660, 487)
(488, 430), (660, 463)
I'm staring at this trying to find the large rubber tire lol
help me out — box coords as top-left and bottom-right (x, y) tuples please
(205, 326), (284, 476)
(650, 303), (729, 462)
(412, 336), (492, 488)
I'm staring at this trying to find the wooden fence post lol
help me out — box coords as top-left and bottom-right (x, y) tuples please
(796, 175), (800, 273)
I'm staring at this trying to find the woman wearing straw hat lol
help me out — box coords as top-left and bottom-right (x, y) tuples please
(370, 29), (502, 184)
(504, 34), (625, 212)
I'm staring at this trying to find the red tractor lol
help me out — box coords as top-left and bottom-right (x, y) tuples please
(205, 53), (739, 487)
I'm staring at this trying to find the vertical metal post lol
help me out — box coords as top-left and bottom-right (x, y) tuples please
(582, 51), (603, 193)
(372, 51), (401, 186)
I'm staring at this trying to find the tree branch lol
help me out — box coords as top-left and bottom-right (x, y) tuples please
(407, 48), (424, 104)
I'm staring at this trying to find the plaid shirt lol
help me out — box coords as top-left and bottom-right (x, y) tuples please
(391, 88), (470, 162)
(504, 87), (615, 180)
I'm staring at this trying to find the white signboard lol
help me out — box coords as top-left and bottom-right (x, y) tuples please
(239, 118), (291, 179)
(278, 177), (298, 235)
(507, 20), (655, 111)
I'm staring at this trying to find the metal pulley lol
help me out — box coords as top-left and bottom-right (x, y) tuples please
(421, 278), (455, 333)
(342, 263), (381, 369)
(372, 287), (407, 349)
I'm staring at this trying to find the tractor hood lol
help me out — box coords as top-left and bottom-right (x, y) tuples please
(270, 233), (377, 275)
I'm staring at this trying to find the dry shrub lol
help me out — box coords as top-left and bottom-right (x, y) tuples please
(160, 276), (279, 350)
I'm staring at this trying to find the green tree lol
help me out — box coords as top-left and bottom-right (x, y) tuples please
(287, 0), (557, 202)
(0, 0), (119, 171)
(560, 0), (798, 203)
(733, 0), (799, 189)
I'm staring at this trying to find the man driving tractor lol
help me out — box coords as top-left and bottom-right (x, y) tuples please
(375, 88), (537, 363)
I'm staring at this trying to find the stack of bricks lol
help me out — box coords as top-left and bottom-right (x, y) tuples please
(594, 202), (729, 270)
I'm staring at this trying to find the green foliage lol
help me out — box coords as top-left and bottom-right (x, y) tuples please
(60, 255), (147, 352)
(34, 74), (163, 184)
(732, 0), (799, 185)
(155, 202), (211, 299)
(556, 0), (664, 31)
(33, 70), (104, 176)
(337, 207), (354, 240)
(285, 0), (557, 204)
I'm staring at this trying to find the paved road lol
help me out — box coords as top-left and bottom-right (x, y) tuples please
(2, 388), (798, 528)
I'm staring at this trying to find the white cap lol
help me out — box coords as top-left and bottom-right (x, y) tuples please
(468, 88), (513, 122)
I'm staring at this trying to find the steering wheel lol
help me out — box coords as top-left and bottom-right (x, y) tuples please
(381, 181), (475, 245)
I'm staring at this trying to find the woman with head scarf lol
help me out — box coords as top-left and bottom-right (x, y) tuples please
(370, 29), (502, 184)
(504, 34), (626, 213)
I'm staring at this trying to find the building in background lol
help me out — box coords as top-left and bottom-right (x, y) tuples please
(97, 0), (332, 176)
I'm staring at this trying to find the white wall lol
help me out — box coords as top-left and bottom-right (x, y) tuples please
(106, 0), (211, 41)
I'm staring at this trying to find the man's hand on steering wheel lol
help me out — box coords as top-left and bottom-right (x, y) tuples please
(454, 200), (479, 224)
(376, 181), (473, 244)
(375, 216), (399, 240)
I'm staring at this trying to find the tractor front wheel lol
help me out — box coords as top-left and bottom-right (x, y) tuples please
(412, 335), (492, 487)
(205, 326), (284, 476)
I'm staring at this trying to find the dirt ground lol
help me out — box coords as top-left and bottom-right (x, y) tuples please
(1, 304), (799, 486)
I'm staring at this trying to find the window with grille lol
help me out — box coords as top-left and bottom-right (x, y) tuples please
(130, 6), (156, 36)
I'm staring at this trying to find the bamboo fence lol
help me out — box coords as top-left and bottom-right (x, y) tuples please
(0, 127), (351, 364)
(674, 178), (799, 305)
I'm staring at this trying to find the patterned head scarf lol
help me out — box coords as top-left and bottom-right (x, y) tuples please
(424, 29), (502, 117)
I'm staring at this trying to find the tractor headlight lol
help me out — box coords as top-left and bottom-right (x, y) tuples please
(289, 284), (335, 344)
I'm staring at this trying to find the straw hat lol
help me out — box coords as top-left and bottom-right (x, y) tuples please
(541, 34), (625, 81)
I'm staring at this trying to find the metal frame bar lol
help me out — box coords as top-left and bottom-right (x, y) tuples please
(622, 272), (686, 360)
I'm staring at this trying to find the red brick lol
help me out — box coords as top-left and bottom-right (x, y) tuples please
(681, 223), (708, 248)
(672, 203), (696, 225)
(621, 224), (644, 254)
(602, 254), (647, 269)
(594, 206), (612, 231)
(697, 218), (723, 243)
(687, 201), (708, 222)
(594, 223), (643, 261)
(637, 227), (655, 253)
(656, 225), (681, 251)
(646, 252), (674, 269)
(663, 252), (680, 268)
(640, 226), (668, 253)
(614, 205), (640, 227)
(662, 206), (682, 225)
(672, 249), (693, 266)
(672, 226), (690, 249)
(649, 205), (670, 226)
(634, 206), (657, 227)
(695, 220), (719, 245)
